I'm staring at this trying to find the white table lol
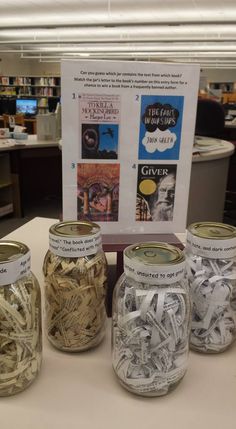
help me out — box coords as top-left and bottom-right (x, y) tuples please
(1, 217), (236, 429)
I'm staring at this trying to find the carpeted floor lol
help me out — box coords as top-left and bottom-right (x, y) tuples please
(0, 195), (62, 238)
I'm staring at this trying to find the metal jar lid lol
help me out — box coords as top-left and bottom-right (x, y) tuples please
(124, 242), (184, 266)
(49, 221), (102, 258)
(49, 220), (100, 238)
(188, 222), (236, 240)
(0, 241), (31, 286)
(186, 222), (236, 259)
(0, 240), (29, 263)
(123, 242), (185, 285)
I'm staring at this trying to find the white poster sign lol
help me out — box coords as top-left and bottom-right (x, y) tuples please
(61, 60), (200, 234)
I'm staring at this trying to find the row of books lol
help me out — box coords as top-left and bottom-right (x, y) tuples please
(0, 76), (60, 86)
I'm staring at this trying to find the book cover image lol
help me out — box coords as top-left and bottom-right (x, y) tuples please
(79, 94), (120, 160)
(136, 164), (177, 222)
(77, 163), (120, 222)
(81, 123), (118, 159)
(138, 95), (184, 160)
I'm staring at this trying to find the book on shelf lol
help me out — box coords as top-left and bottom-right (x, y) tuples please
(1, 77), (10, 85)
(0, 202), (13, 217)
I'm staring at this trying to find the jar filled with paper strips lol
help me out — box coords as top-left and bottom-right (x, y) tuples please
(0, 241), (42, 396)
(43, 220), (108, 352)
(186, 222), (236, 353)
(112, 242), (190, 397)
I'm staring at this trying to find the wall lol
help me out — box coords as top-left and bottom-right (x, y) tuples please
(0, 53), (32, 75)
(202, 68), (236, 83)
(0, 53), (60, 76)
(0, 53), (235, 83)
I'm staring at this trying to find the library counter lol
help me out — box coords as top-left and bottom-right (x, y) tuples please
(0, 217), (236, 429)
(0, 136), (59, 151)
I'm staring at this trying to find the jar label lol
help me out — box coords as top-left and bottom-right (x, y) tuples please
(186, 231), (236, 259)
(49, 231), (102, 257)
(124, 254), (185, 285)
(0, 251), (31, 286)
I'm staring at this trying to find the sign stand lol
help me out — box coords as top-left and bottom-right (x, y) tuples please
(61, 59), (200, 235)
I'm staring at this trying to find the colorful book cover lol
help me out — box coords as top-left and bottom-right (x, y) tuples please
(138, 95), (184, 160)
(77, 163), (120, 222)
(136, 164), (177, 222)
(79, 94), (120, 159)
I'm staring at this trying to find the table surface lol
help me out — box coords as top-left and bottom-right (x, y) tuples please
(0, 135), (59, 151)
(0, 217), (236, 429)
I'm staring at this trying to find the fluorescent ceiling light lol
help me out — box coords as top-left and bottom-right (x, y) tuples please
(1, 3), (236, 27)
(1, 24), (236, 43)
(19, 43), (236, 53)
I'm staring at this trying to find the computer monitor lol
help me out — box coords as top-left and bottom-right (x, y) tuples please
(16, 98), (38, 116)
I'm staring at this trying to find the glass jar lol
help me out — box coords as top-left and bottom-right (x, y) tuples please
(0, 241), (42, 396)
(112, 242), (190, 397)
(43, 220), (108, 352)
(185, 222), (236, 353)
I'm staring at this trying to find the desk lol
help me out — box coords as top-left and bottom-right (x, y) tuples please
(224, 119), (236, 141)
(0, 115), (36, 135)
(0, 137), (61, 217)
(24, 117), (37, 135)
(225, 119), (236, 129)
(1, 217), (236, 429)
(187, 137), (235, 225)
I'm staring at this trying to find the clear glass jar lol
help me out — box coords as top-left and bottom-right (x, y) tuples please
(43, 220), (108, 352)
(185, 222), (236, 353)
(0, 241), (42, 396)
(112, 242), (190, 397)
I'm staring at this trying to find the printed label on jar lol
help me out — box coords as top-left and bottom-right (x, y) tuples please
(124, 254), (185, 285)
(186, 231), (236, 259)
(0, 251), (31, 286)
(49, 231), (102, 257)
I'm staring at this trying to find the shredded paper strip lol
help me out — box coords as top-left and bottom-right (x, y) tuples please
(112, 275), (190, 396)
(186, 253), (236, 353)
(43, 250), (107, 351)
(0, 274), (42, 396)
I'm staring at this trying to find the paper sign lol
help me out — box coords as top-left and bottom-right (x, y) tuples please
(61, 60), (200, 234)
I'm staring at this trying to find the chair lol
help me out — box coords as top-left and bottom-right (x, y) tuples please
(3, 113), (25, 129)
(195, 98), (225, 138)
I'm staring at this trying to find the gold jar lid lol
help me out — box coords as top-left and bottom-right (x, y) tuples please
(124, 242), (184, 266)
(188, 222), (236, 240)
(49, 221), (102, 258)
(0, 241), (31, 286)
(49, 220), (100, 238)
(0, 240), (29, 263)
(124, 243), (185, 285)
